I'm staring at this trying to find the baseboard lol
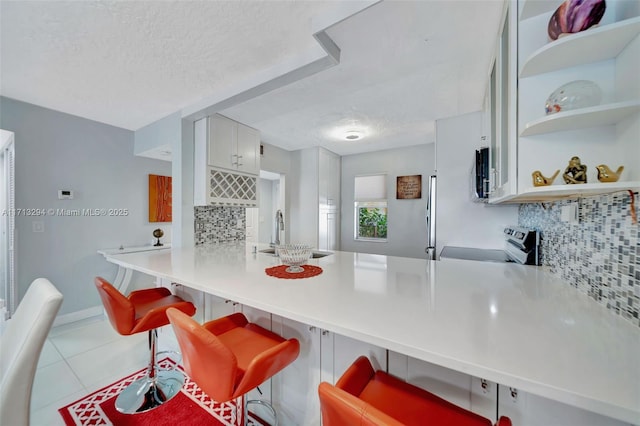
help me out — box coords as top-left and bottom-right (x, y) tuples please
(54, 306), (104, 327)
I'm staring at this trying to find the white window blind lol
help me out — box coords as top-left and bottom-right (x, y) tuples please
(355, 174), (386, 200)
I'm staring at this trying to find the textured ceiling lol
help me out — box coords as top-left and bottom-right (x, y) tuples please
(0, 0), (355, 130)
(221, 1), (504, 156)
(0, 1), (504, 156)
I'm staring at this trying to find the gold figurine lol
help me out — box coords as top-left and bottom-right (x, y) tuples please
(563, 156), (587, 184)
(532, 169), (560, 187)
(596, 164), (624, 183)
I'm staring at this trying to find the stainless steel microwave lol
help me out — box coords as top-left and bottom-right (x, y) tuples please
(475, 147), (490, 199)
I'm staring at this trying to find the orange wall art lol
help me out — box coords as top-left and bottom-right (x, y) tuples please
(148, 174), (172, 222)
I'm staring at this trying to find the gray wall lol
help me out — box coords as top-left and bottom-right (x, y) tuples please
(0, 97), (171, 316)
(435, 111), (518, 251)
(290, 148), (320, 248)
(261, 142), (292, 245)
(340, 144), (435, 258)
(258, 178), (275, 244)
(134, 111), (180, 156)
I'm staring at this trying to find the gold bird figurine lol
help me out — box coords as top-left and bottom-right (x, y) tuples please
(532, 169), (560, 187)
(596, 164), (624, 183)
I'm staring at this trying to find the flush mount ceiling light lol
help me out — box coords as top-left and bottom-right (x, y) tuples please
(326, 123), (371, 142)
(344, 130), (363, 141)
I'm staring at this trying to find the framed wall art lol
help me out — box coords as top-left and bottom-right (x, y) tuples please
(149, 174), (172, 222)
(396, 175), (422, 199)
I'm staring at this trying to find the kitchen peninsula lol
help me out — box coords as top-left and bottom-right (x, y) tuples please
(102, 242), (640, 424)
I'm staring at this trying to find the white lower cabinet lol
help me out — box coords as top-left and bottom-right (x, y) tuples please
(157, 285), (632, 425)
(388, 351), (632, 426)
(388, 351), (497, 423)
(268, 318), (387, 425)
(498, 385), (633, 426)
(330, 333), (387, 383)
(203, 293), (241, 321)
(270, 316), (323, 426)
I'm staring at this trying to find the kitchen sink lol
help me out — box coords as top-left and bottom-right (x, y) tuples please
(259, 248), (332, 259)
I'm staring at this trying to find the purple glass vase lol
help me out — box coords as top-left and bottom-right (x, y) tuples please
(548, 0), (606, 41)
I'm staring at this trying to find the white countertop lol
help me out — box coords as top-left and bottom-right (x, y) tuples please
(97, 243), (171, 256)
(103, 242), (640, 424)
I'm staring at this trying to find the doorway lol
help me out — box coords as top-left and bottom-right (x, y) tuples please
(1, 130), (16, 319)
(246, 170), (285, 245)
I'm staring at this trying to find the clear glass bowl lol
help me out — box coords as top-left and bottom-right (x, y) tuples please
(545, 80), (602, 115)
(277, 244), (312, 273)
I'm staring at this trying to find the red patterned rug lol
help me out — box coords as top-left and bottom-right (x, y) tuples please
(58, 358), (247, 426)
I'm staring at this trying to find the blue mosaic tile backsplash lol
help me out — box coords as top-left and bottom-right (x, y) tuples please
(519, 192), (639, 327)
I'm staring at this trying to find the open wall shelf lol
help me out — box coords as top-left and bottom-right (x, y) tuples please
(520, 17), (640, 78)
(507, 181), (640, 203)
(519, 0), (562, 21)
(520, 101), (640, 136)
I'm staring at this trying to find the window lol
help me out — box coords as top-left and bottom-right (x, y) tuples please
(354, 175), (387, 242)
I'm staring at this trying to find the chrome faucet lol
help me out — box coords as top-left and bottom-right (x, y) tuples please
(274, 209), (284, 246)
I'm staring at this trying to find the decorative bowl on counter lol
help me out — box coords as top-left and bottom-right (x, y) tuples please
(277, 244), (312, 273)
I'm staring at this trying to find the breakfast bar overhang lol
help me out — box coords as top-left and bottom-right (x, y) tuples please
(101, 242), (640, 424)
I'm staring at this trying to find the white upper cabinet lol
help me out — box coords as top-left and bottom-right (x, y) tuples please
(236, 124), (260, 175)
(208, 114), (236, 169)
(292, 147), (341, 250)
(490, 0), (640, 203)
(318, 148), (341, 251)
(318, 148), (341, 210)
(209, 114), (260, 176)
(194, 115), (260, 207)
(488, 0), (519, 203)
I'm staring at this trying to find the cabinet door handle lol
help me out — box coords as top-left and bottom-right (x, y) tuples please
(237, 155), (243, 167)
(231, 154), (238, 165)
(490, 169), (497, 193)
(509, 387), (518, 401)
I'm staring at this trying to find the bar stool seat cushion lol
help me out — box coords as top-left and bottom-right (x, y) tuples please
(95, 281), (195, 335)
(168, 310), (300, 404)
(213, 325), (287, 372)
(359, 371), (491, 426)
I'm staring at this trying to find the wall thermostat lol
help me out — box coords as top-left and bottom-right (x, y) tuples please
(58, 190), (74, 200)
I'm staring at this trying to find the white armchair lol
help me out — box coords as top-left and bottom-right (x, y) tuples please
(0, 278), (63, 425)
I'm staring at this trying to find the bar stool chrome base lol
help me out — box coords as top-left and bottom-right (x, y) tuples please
(115, 369), (185, 414)
(245, 398), (278, 426)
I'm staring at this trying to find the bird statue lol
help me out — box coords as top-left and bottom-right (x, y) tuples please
(596, 164), (624, 183)
(532, 169), (560, 187)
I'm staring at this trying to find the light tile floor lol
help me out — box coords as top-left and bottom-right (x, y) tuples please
(30, 315), (180, 426)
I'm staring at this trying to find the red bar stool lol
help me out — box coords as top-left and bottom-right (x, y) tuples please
(319, 356), (512, 426)
(94, 277), (196, 414)
(167, 308), (300, 425)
